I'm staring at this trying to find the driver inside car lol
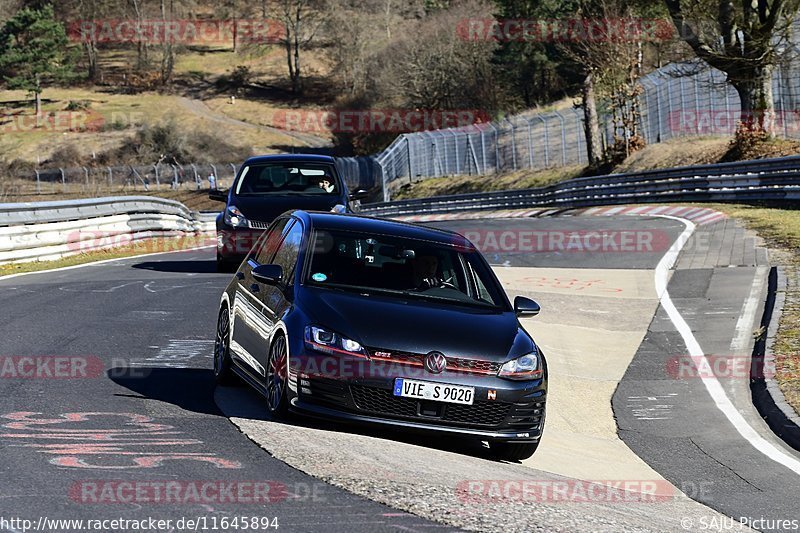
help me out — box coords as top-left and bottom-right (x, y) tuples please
(410, 254), (442, 290)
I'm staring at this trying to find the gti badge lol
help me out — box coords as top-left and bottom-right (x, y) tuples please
(424, 352), (447, 374)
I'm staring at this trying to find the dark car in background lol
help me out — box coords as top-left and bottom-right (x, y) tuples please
(210, 154), (369, 271)
(213, 210), (547, 461)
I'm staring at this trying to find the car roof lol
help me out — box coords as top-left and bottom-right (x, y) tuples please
(243, 154), (336, 165)
(291, 211), (476, 249)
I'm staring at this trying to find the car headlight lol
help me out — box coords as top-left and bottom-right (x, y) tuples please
(224, 206), (248, 228)
(304, 326), (367, 358)
(498, 352), (542, 380)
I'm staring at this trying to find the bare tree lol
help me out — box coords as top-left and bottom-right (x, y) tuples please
(160, 0), (175, 83)
(129, 0), (149, 69)
(269, 0), (328, 94)
(561, 0), (653, 164)
(377, 0), (499, 111)
(664, 0), (800, 134)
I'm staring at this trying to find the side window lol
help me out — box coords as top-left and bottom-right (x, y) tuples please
(254, 218), (291, 264)
(271, 222), (304, 283)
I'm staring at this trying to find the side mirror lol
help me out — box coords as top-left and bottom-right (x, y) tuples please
(252, 264), (283, 285)
(514, 296), (540, 317)
(348, 189), (370, 201)
(209, 189), (228, 202)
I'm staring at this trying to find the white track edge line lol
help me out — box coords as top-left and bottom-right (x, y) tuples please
(653, 214), (800, 475)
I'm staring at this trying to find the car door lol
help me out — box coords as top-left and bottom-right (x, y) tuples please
(230, 217), (291, 378)
(252, 218), (305, 373)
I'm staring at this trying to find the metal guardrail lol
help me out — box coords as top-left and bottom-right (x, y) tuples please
(0, 196), (194, 226)
(362, 155), (800, 216)
(0, 197), (208, 264)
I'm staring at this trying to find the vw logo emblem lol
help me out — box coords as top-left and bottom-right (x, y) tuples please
(425, 352), (447, 374)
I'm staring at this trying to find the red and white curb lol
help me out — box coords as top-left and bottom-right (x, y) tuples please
(394, 205), (727, 226)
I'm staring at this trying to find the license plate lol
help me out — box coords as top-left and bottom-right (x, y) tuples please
(393, 378), (474, 405)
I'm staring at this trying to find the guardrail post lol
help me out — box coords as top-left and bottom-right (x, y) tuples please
(191, 164), (199, 188)
(229, 163), (236, 184)
(172, 165), (179, 189)
(575, 112), (583, 164)
(210, 164), (218, 187)
(107, 167), (113, 187)
(83, 167), (89, 188)
(35, 170), (41, 194)
(153, 164), (160, 187)
(60, 168), (66, 192)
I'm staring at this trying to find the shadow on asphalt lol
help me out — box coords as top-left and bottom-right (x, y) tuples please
(110, 366), (505, 462)
(131, 260), (222, 274)
(218, 381), (500, 462)
(108, 366), (231, 417)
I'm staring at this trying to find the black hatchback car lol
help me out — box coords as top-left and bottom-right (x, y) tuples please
(210, 154), (369, 271)
(213, 210), (547, 460)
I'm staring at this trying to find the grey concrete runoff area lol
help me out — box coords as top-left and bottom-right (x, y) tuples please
(0, 211), (797, 532)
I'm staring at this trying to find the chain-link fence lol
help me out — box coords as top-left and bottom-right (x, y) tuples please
(371, 57), (800, 200)
(2, 158), (383, 201)
(1, 162), (241, 197)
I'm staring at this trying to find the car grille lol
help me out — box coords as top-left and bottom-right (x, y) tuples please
(350, 385), (514, 427)
(247, 220), (271, 230)
(367, 348), (502, 375)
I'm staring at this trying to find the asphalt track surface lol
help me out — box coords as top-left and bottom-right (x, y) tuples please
(0, 213), (798, 532)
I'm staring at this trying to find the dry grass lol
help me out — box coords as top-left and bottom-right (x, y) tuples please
(392, 166), (585, 200)
(710, 204), (800, 414)
(0, 234), (212, 277)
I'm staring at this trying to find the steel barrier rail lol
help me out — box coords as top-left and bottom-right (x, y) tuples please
(0, 196), (208, 264)
(364, 156), (800, 216)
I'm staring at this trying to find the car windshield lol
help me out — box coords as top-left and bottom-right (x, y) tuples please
(305, 229), (508, 309)
(235, 162), (340, 196)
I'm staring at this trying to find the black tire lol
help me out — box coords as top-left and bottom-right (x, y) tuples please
(491, 441), (540, 461)
(213, 306), (236, 385)
(266, 334), (291, 419)
(216, 253), (238, 273)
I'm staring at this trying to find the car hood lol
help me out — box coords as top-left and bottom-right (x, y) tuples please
(232, 195), (341, 223)
(301, 287), (536, 362)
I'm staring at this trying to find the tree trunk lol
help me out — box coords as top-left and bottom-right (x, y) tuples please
(292, 13), (301, 94)
(731, 66), (775, 135)
(85, 41), (99, 82)
(581, 73), (603, 166)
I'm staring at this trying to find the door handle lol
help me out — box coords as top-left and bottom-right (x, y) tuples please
(250, 284), (260, 293)
(236, 272), (245, 280)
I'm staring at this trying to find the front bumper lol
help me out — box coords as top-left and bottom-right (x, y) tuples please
(288, 353), (547, 443)
(216, 227), (265, 261)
